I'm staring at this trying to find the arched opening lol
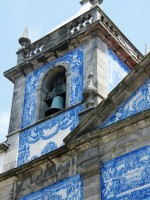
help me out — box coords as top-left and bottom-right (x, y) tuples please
(36, 62), (71, 120)
(43, 66), (66, 117)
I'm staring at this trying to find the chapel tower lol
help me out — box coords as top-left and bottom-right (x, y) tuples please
(1, 1), (150, 200)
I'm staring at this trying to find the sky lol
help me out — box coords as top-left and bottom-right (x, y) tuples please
(0, 0), (150, 142)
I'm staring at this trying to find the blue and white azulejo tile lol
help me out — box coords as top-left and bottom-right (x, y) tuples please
(108, 48), (130, 92)
(101, 78), (150, 128)
(20, 174), (82, 200)
(101, 145), (150, 200)
(22, 47), (83, 128)
(17, 105), (83, 166)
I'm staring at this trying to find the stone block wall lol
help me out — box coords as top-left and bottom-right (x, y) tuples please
(3, 133), (19, 172)
(83, 36), (108, 105)
(0, 112), (150, 199)
(1, 33), (146, 200)
(8, 76), (26, 133)
(0, 151), (5, 174)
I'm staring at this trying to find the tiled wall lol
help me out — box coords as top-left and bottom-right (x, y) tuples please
(18, 105), (83, 166)
(101, 78), (150, 128)
(101, 145), (150, 199)
(18, 47), (83, 166)
(108, 48), (130, 92)
(22, 47), (83, 128)
(20, 174), (82, 200)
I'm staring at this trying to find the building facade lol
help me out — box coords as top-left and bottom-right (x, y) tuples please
(0, 0), (150, 199)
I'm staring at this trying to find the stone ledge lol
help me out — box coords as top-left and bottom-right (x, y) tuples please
(7, 102), (83, 138)
(0, 143), (9, 152)
(67, 108), (150, 148)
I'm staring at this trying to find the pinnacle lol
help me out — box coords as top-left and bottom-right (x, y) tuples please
(22, 26), (29, 38)
(18, 26), (31, 47)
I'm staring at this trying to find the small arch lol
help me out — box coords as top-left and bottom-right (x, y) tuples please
(36, 62), (71, 120)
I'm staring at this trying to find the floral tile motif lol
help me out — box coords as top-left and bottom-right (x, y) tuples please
(17, 105), (83, 166)
(22, 47), (83, 128)
(20, 174), (82, 200)
(108, 48), (130, 92)
(101, 78), (150, 128)
(101, 145), (150, 200)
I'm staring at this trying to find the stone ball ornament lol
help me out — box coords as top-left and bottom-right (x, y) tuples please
(90, 0), (103, 4)
(80, 0), (103, 5)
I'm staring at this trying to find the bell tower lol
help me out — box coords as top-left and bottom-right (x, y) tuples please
(2, 1), (150, 200)
(2, 0), (142, 172)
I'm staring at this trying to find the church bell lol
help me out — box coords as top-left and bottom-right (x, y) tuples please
(45, 96), (64, 117)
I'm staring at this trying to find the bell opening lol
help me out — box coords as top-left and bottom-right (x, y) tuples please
(43, 69), (67, 118)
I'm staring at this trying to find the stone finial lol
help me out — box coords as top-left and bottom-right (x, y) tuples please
(83, 71), (97, 108)
(88, 71), (94, 81)
(18, 26), (31, 48)
(87, 71), (97, 94)
(145, 43), (150, 55)
(80, 0), (103, 5)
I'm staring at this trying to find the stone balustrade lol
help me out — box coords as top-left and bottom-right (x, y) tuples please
(100, 14), (142, 62)
(70, 14), (93, 35)
(16, 7), (98, 64)
(16, 6), (142, 66)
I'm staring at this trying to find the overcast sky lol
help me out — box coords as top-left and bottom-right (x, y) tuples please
(0, 0), (150, 142)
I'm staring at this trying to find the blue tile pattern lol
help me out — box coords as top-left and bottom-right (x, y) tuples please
(101, 78), (150, 128)
(22, 47), (83, 128)
(108, 48), (130, 92)
(20, 174), (82, 200)
(18, 105), (83, 166)
(101, 145), (150, 200)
